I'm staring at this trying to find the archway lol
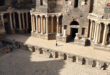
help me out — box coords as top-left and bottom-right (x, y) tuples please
(70, 20), (79, 25)
(69, 20), (79, 41)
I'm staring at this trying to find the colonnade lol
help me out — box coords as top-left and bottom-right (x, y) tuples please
(17, 11), (29, 31)
(0, 11), (30, 33)
(89, 20), (110, 45)
(31, 14), (62, 36)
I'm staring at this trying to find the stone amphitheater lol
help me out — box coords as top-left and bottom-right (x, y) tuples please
(0, 0), (110, 75)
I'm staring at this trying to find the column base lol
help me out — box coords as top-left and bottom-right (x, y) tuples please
(101, 43), (106, 46)
(57, 33), (60, 36)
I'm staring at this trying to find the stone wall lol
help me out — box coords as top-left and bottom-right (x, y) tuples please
(93, 0), (106, 15)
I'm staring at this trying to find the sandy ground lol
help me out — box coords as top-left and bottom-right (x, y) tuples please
(6, 34), (110, 62)
(0, 49), (109, 75)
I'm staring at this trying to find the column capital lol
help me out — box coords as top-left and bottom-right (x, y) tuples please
(104, 22), (109, 25)
(96, 21), (100, 24)
(9, 12), (12, 14)
(51, 15), (55, 17)
(35, 14), (38, 17)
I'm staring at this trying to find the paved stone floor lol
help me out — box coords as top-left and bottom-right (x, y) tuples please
(0, 49), (110, 75)
(6, 34), (110, 62)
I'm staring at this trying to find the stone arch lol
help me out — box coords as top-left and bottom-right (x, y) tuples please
(70, 20), (79, 25)
(64, 53), (67, 60)
(92, 60), (96, 67)
(82, 58), (86, 65)
(72, 56), (76, 62)
(99, 23), (105, 43)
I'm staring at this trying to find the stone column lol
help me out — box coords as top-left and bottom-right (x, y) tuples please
(9, 12), (14, 32)
(35, 15), (38, 33)
(22, 12), (25, 30)
(93, 22), (97, 42)
(97, 24), (101, 43)
(95, 23), (100, 44)
(63, 29), (66, 37)
(43, 16), (46, 34)
(56, 16), (60, 36)
(18, 12), (22, 30)
(33, 15), (36, 32)
(13, 13), (16, 29)
(45, 16), (48, 35)
(40, 15), (43, 34)
(26, 12), (29, 30)
(89, 20), (93, 40)
(102, 24), (108, 45)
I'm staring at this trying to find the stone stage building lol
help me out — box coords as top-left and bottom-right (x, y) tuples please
(0, 0), (110, 50)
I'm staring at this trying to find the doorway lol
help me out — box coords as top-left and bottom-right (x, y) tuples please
(70, 28), (78, 41)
